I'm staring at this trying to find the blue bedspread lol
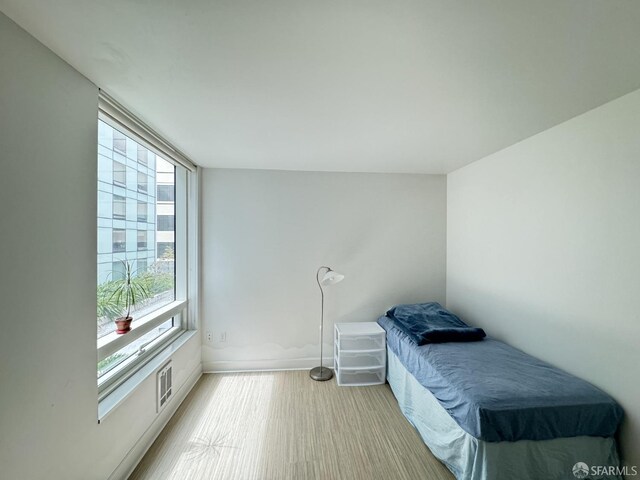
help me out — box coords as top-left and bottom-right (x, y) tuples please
(378, 315), (623, 442)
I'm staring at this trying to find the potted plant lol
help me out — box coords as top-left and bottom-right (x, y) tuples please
(109, 260), (150, 334)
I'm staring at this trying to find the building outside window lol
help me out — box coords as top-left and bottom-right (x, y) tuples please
(156, 165), (175, 262)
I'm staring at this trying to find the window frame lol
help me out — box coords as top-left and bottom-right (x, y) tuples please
(97, 91), (198, 402)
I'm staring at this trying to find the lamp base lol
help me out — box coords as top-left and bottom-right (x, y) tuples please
(309, 366), (333, 382)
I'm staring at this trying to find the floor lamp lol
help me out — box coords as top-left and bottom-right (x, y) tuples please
(310, 266), (345, 381)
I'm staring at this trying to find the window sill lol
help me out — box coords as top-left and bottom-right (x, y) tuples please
(98, 300), (187, 361)
(98, 329), (196, 423)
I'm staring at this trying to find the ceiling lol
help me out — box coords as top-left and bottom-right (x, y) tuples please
(2, 1), (640, 173)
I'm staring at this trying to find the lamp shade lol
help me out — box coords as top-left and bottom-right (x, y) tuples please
(320, 269), (344, 286)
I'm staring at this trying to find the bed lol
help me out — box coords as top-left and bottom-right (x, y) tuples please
(377, 304), (624, 480)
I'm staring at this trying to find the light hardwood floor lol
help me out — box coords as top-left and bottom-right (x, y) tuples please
(129, 371), (454, 480)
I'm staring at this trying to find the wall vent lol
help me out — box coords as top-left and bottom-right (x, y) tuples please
(157, 361), (173, 413)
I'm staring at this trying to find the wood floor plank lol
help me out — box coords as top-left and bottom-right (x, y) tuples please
(129, 371), (454, 480)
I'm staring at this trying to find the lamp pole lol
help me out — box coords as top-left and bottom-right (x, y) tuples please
(310, 266), (343, 381)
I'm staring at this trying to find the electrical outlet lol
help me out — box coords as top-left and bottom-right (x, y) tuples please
(219, 331), (227, 343)
(206, 331), (213, 342)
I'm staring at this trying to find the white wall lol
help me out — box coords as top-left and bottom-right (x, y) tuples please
(447, 89), (640, 467)
(202, 169), (446, 371)
(0, 13), (201, 480)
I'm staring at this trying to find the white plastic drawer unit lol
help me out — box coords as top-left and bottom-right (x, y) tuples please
(337, 367), (386, 387)
(335, 349), (386, 369)
(335, 322), (386, 351)
(334, 322), (386, 387)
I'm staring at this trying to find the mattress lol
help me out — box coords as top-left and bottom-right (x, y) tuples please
(378, 315), (623, 442)
(387, 348), (622, 480)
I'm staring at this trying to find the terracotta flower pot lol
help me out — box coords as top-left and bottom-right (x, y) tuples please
(115, 316), (133, 334)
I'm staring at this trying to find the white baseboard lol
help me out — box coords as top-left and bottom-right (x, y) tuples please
(107, 362), (203, 480)
(202, 356), (334, 373)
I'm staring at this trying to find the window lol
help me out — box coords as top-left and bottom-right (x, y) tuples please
(112, 229), (126, 252)
(137, 145), (148, 166)
(112, 261), (126, 281)
(113, 131), (126, 154)
(137, 171), (148, 193)
(137, 230), (147, 250)
(98, 318), (176, 378)
(96, 97), (196, 403)
(157, 184), (175, 202)
(157, 215), (174, 232)
(157, 242), (175, 259)
(113, 161), (126, 186)
(137, 201), (147, 222)
(137, 259), (147, 274)
(113, 195), (126, 220)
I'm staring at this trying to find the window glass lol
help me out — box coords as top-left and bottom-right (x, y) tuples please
(113, 195), (126, 220)
(157, 242), (175, 259)
(137, 230), (147, 250)
(113, 161), (126, 186)
(157, 215), (174, 232)
(137, 201), (147, 222)
(137, 146), (148, 166)
(137, 259), (147, 273)
(97, 120), (176, 345)
(113, 131), (126, 154)
(137, 171), (148, 193)
(157, 185), (175, 202)
(112, 229), (126, 252)
(111, 261), (126, 281)
(98, 318), (175, 377)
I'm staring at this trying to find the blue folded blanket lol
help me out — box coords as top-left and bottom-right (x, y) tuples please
(386, 302), (485, 345)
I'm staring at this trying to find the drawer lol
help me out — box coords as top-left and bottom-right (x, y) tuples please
(338, 332), (385, 351)
(336, 348), (385, 369)
(337, 366), (385, 386)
